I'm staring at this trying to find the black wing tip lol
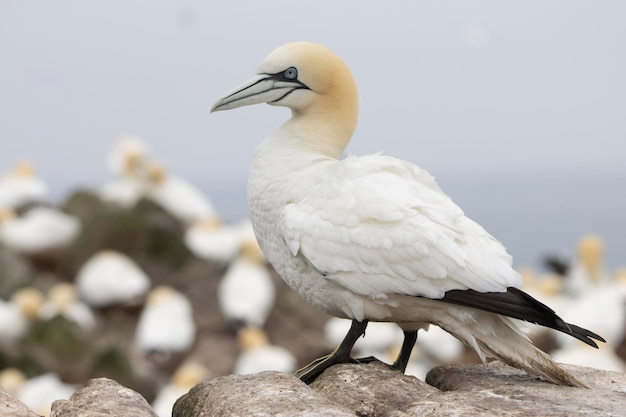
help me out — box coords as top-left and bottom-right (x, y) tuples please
(566, 323), (606, 348)
(439, 287), (606, 348)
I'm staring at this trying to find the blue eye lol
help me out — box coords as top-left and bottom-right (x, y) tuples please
(284, 67), (298, 80)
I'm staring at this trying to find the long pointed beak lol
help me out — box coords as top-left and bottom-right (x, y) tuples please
(211, 74), (307, 113)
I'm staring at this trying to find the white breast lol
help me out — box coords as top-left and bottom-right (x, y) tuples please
(248, 131), (521, 323)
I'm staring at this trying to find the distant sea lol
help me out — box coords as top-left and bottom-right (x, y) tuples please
(203, 172), (626, 273)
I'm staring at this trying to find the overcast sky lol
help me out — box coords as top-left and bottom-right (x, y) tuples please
(1, 1), (624, 267)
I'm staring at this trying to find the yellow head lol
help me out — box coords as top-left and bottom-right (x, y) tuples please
(171, 362), (210, 388)
(48, 282), (77, 313)
(11, 287), (44, 319)
(212, 42), (360, 158)
(577, 234), (605, 281)
(237, 326), (269, 351)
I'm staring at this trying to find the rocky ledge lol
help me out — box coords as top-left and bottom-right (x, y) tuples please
(2, 361), (625, 416)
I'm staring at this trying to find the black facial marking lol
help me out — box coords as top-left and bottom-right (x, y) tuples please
(265, 67), (309, 88)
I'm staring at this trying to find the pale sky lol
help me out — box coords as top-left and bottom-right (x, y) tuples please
(1, 1), (624, 267)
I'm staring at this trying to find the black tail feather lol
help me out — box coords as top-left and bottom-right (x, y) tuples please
(439, 287), (605, 348)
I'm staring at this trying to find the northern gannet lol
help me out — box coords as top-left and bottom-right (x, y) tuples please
(17, 372), (77, 417)
(324, 317), (404, 360)
(135, 286), (196, 353)
(0, 367), (26, 397)
(75, 250), (151, 307)
(0, 207), (81, 255)
(146, 162), (217, 225)
(218, 234), (275, 328)
(0, 161), (48, 209)
(233, 326), (296, 375)
(39, 283), (96, 331)
(152, 362), (211, 417)
(0, 287), (44, 342)
(100, 135), (152, 208)
(107, 135), (152, 177)
(184, 217), (244, 264)
(211, 41), (604, 387)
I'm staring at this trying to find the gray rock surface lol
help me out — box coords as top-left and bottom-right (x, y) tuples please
(173, 371), (354, 417)
(174, 361), (626, 417)
(425, 361), (626, 417)
(0, 389), (39, 417)
(50, 378), (157, 417)
(1, 361), (623, 416)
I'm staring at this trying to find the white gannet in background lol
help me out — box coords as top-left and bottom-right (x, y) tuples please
(0, 287), (44, 342)
(562, 235), (606, 297)
(217, 233), (275, 327)
(99, 135), (152, 208)
(75, 250), (151, 307)
(39, 282), (96, 331)
(0, 207), (81, 255)
(17, 372), (77, 417)
(145, 162), (217, 225)
(0, 161), (48, 209)
(135, 286), (196, 353)
(551, 341), (626, 373)
(553, 236), (625, 350)
(211, 41), (604, 387)
(107, 135), (152, 177)
(324, 317), (404, 361)
(233, 326), (296, 375)
(0, 367), (26, 397)
(152, 362), (210, 417)
(184, 217), (243, 264)
(417, 323), (466, 363)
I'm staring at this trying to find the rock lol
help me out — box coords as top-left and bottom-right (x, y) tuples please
(0, 360), (622, 416)
(316, 360), (626, 416)
(311, 362), (439, 416)
(424, 361), (626, 416)
(172, 371), (354, 417)
(0, 388), (39, 417)
(174, 361), (626, 417)
(50, 377), (157, 417)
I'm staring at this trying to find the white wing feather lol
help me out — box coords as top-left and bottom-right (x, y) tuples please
(281, 154), (521, 299)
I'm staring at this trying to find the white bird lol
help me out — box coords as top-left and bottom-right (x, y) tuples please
(0, 161), (48, 209)
(75, 250), (151, 307)
(152, 362), (210, 417)
(324, 317), (404, 360)
(39, 282), (96, 330)
(99, 176), (146, 209)
(233, 326), (296, 375)
(184, 217), (243, 264)
(417, 324), (466, 363)
(146, 162), (217, 225)
(0, 367), (26, 397)
(211, 41), (604, 387)
(107, 135), (152, 178)
(135, 286), (195, 353)
(218, 235), (275, 327)
(0, 287), (44, 342)
(552, 342), (626, 373)
(563, 235), (607, 297)
(0, 207), (81, 255)
(99, 135), (152, 208)
(17, 372), (77, 417)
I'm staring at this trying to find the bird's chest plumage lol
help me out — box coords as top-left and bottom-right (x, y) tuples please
(246, 138), (355, 317)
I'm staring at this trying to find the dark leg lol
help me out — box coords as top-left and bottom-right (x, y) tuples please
(295, 319), (368, 384)
(391, 330), (418, 372)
